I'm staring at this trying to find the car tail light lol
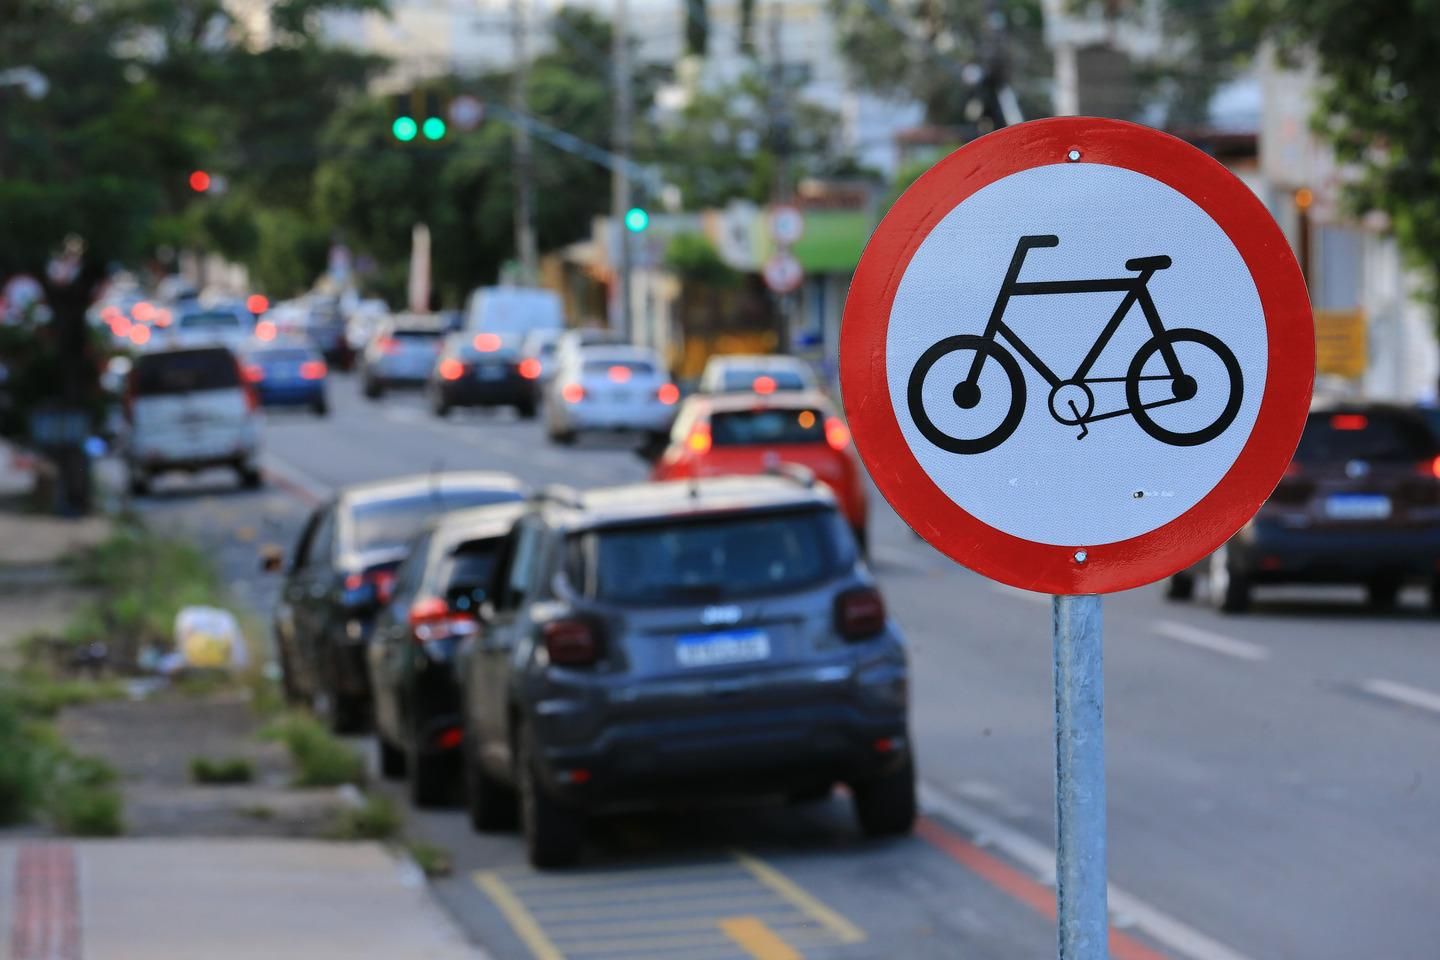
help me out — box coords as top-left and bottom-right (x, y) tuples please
(129, 324), (151, 346)
(543, 618), (601, 666)
(825, 417), (852, 451)
(343, 568), (396, 607)
(300, 360), (327, 380)
(243, 363), (265, 383)
(562, 383), (585, 404)
(686, 421), (712, 454)
(113, 317), (132, 338)
(473, 333), (501, 352)
(377, 337), (399, 354)
(835, 586), (886, 640)
(1420, 455), (1440, 480)
(255, 320), (276, 342)
(1331, 413), (1368, 431)
(408, 596), (479, 642)
(608, 365), (632, 384)
(657, 383), (679, 405)
(518, 357), (542, 380)
(439, 358), (465, 381)
(153, 309), (173, 328)
(753, 375), (776, 395)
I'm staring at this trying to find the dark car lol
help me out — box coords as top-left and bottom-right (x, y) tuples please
(242, 342), (328, 415)
(369, 501), (526, 806)
(1170, 403), (1440, 612)
(305, 299), (351, 368)
(457, 475), (913, 868)
(360, 317), (446, 398)
(427, 332), (541, 418)
(268, 472), (525, 732)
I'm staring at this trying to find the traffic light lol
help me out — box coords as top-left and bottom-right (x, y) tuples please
(422, 93), (445, 141)
(188, 170), (211, 192)
(392, 93), (417, 142)
(624, 207), (650, 233)
(392, 92), (446, 143)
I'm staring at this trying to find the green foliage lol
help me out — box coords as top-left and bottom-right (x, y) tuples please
(0, 685), (124, 833)
(189, 756), (255, 785)
(665, 234), (739, 287)
(329, 793), (400, 840)
(405, 840), (453, 877)
(0, 315), (113, 440)
(46, 752), (124, 836)
(4, 674), (126, 719)
(0, 691), (46, 825)
(1239, 0), (1440, 327)
(262, 714), (365, 787)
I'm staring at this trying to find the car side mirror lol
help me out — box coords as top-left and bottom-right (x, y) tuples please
(259, 545), (284, 573)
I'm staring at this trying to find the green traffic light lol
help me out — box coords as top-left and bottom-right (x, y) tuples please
(422, 117), (447, 141)
(392, 116), (418, 142)
(624, 207), (649, 232)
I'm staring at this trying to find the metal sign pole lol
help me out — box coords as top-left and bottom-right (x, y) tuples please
(1052, 593), (1107, 959)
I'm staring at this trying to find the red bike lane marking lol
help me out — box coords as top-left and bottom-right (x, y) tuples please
(915, 816), (1170, 960)
(11, 844), (82, 960)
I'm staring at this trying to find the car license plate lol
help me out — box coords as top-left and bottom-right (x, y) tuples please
(1324, 494), (1391, 520)
(476, 365), (505, 381)
(675, 629), (770, 668)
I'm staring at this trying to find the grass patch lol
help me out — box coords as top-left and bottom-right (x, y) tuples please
(47, 752), (124, 836)
(261, 714), (365, 787)
(4, 672), (126, 718)
(189, 756), (255, 785)
(405, 840), (453, 878)
(240, 803), (276, 821)
(0, 689), (47, 825)
(329, 794), (400, 841)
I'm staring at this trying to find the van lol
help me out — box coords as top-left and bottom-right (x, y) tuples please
(463, 287), (564, 344)
(124, 346), (262, 495)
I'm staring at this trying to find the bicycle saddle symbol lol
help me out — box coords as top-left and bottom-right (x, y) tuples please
(906, 234), (1243, 455)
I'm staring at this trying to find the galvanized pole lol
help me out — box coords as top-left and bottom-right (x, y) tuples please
(510, 0), (538, 283)
(1052, 593), (1107, 959)
(610, 0), (633, 339)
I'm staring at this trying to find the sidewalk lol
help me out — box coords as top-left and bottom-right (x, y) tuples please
(0, 839), (490, 960)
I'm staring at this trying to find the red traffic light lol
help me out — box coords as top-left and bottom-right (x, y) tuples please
(189, 170), (211, 192)
(245, 294), (269, 314)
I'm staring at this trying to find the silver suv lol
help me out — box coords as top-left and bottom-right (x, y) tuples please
(457, 475), (914, 867)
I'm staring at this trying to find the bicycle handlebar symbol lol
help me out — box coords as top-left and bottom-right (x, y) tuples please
(905, 234), (1243, 455)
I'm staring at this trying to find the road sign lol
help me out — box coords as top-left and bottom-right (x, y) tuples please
(840, 117), (1313, 596)
(769, 204), (805, 246)
(448, 95), (484, 131)
(1314, 307), (1366, 379)
(763, 252), (803, 294)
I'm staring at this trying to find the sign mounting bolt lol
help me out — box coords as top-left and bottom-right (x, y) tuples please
(1074, 549), (1088, 563)
(1066, 149), (1082, 162)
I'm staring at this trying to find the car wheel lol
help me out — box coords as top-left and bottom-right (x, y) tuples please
(851, 757), (916, 838)
(127, 468), (150, 497)
(517, 400), (537, 420)
(786, 783), (834, 806)
(378, 735), (406, 780)
(1209, 546), (1251, 614)
(463, 736), (518, 832)
(409, 739), (452, 808)
(238, 463), (263, 490)
(313, 398), (329, 417)
(1430, 576), (1440, 616)
(1367, 577), (1401, 611)
(552, 429), (576, 446)
(518, 724), (583, 868)
(1166, 572), (1195, 602)
(851, 524), (869, 558)
(364, 379), (382, 400)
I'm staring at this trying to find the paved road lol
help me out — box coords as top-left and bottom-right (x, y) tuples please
(137, 375), (1440, 960)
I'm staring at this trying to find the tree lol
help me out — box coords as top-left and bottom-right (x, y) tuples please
(1238, 0), (1440, 331)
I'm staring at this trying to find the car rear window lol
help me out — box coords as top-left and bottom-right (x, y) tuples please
(438, 538), (503, 611)
(711, 408), (826, 446)
(350, 490), (523, 552)
(583, 358), (656, 377)
(1295, 411), (1440, 463)
(722, 369), (808, 392)
(250, 348), (315, 363)
(178, 310), (244, 330)
(571, 509), (849, 604)
(132, 349), (241, 395)
(394, 329), (442, 341)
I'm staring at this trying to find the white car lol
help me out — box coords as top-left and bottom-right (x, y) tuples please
(545, 345), (680, 443)
(698, 354), (819, 395)
(124, 345), (262, 495)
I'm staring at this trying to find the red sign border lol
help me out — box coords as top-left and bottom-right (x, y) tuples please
(840, 117), (1314, 595)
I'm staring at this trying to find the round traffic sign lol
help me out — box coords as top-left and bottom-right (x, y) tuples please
(840, 118), (1313, 594)
(764, 252), (803, 294)
(769, 205), (805, 246)
(448, 95), (485, 131)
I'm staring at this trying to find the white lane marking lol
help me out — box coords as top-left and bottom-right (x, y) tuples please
(986, 582), (1049, 606)
(260, 454), (332, 504)
(1359, 678), (1440, 716)
(1154, 620), (1269, 662)
(919, 781), (1258, 960)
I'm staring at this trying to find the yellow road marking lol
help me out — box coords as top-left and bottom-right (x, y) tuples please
(529, 890), (776, 922)
(732, 851), (865, 945)
(474, 871), (566, 960)
(545, 910), (800, 941)
(721, 916), (805, 960)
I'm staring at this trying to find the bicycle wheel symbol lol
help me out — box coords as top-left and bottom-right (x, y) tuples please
(906, 335), (1026, 454)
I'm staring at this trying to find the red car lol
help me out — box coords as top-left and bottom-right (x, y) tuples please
(650, 391), (869, 550)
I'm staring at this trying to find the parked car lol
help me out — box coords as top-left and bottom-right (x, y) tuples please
(457, 475), (914, 867)
(368, 501), (527, 805)
(544, 345), (679, 444)
(650, 390), (869, 552)
(427, 332), (541, 418)
(698, 354), (819, 395)
(267, 472), (525, 732)
(1167, 402), (1440, 613)
(360, 316), (446, 398)
(241, 342), (329, 416)
(123, 345), (261, 495)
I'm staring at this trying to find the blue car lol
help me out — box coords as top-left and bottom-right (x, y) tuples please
(242, 343), (329, 415)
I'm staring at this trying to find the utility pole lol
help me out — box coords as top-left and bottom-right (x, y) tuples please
(1041, 0), (1080, 116)
(611, 0), (634, 339)
(510, 0), (538, 283)
(767, 3), (796, 353)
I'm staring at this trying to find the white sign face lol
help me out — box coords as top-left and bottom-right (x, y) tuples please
(449, 95), (485, 131)
(884, 163), (1267, 547)
(764, 252), (803, 294)
(769, 205), (805, 246)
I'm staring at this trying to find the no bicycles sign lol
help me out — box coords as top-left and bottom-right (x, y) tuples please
(841, 118), (1314, 594)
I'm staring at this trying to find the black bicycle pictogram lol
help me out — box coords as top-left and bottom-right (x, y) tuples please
(906, 234), (1243, 454)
